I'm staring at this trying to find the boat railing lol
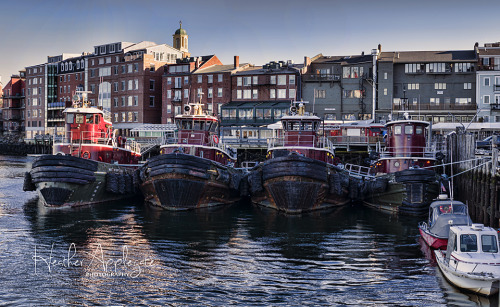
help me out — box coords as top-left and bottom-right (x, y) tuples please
(54, 131), (141, 154)
(329, 135), (384, 146)
(268, 135), (335, 151)
(378, 145), (441, 159)
(343, 163), (375, 179)
(161, 133), (237, 159)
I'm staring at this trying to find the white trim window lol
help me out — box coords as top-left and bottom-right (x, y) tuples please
(496, 95), (500, 105)
(485, 77), (490, 86)
(484, 95), (490, 104)
(217, 88), (223, 97)
(464, 83), (472, 90)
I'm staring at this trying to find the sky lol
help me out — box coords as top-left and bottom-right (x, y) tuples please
(0, 0), (499, 85)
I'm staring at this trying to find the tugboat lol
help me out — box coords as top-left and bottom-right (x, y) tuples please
(23, 94), (141, 207)
(138, 104), (242, 210)
(248, 102), (350, 214)
(418, 194), (472, 249)
(362, 118), (442, 215)
(435, 223), (500, 296)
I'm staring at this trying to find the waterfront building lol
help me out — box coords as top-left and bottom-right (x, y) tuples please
(378, 49), (477, 123)
(220, 60), (303, 127)
(302, 49), (378, 121)
(475, 41), (500, 123)
(1, 72), (26, 134)
(86, 40), (183, 136)
(162, 54), (224, 123)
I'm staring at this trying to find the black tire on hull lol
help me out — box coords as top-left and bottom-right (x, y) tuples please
(23, 172), (36, 191)
(32, 155), (98, 171)
(31, 166), (95, 177)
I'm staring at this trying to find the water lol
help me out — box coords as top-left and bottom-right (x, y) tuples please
(0, 155), (498, 306)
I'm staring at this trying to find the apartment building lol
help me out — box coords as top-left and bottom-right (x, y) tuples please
(221, 60), (302, 126)
(476, 42), (500, 122)
(302, 50), (377, 121)
(1, 72), (25, 134)
(378, 49), (477, 123)
(162, 55), (223, 123)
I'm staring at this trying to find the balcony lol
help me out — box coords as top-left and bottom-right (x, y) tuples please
(393, 103), (476, 111)
(302, 74), (341, 82)
(490, 104), (500, 110)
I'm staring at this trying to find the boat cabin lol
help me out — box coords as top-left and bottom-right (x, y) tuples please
(63, 106), (112, 144)
(445, 224), (500, 262)
(427, 199), (472, 237)
(281, 115), (321, 147)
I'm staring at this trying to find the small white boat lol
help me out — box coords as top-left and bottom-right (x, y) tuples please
(434, 223), (500, 296)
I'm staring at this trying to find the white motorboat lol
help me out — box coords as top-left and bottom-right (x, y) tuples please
(434, 223), (500, 296)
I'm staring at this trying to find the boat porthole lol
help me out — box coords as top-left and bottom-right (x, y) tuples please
(394, 161), (400, 167)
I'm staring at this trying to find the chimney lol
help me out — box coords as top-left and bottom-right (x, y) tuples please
(361, 51), (364, 56)
(378, 44), (382, 53)
(234, 55), (240, 68)
(195, 57), (200, 69)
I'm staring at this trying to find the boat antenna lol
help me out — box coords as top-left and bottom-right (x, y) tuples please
(449, 135), (454, 200)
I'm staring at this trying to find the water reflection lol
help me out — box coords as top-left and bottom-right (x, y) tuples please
(0, 155), (497, 305)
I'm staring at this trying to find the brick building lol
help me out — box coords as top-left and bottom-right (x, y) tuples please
(86, 41), (183, 136)
(221, 60), (303, 126)
(1, 72), (25, 134)
(162, 55), (224, 123)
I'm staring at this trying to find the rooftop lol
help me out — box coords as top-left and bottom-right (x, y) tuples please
(379, 50), (476, 63)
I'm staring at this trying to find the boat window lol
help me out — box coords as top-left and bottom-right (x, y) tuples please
(76, 114), (84, 124)
(86, 114), (94, 124)
(452, 204), (466, 214)
(193, 121), (204, 130)
(394, 125), (402, 135)
(303, 122), (313, 131)
(181, 120), (192, 130)
(481, 235), (498, 253)
(404, 125), (413, 134)
(438, 205), (452, 215)
(460, 234), (478, 252)
(416, 126), (423, 135)
(67, 113), (75, 124)
(95, 115), (100, 125)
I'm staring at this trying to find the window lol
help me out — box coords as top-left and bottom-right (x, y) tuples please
(208, 75), (213, 83)
(167, 90), (171, 99)
(133, 63), (138, 72)
(496, 95), (500, 104)
(128, 96), (133, 106)
(394, 125), (402, 135)
(114, 97), (118, 107)
(127, 64), (132, 73)
(407, 83), (419, 90)
(484, 95), (490, 104)
(252, 89), (258, 99)
(456, 98), (472, 104)
(384, 88), (387, 96)
(167, 78), (172, 85)
(434, 83), (446, 90)
(253, 76), (258, 85)
(460, 234), (477, 252)
(404, 126), (413, 134)
(149, 96), (155, 107)
(270, 89), (276, 99)
(278, 89), (286, 98)
(114, 113), (118, 123)
(482, 235), (499, 253)
(217, 74), (223, 82)
(167, 104), (172, 113)
(483, 58), (490, 66)
(121, 97), (125, 106)
(277, 75), (286, 85)
(426, 63), (448, 73)
(384, 72), (388, 79)
(237, 90), (242, 99)
(114, 82), (118, 92)
(128, 80), (133, 90)
(218, 88), (223, 97)
(121, 112), (126, 122)
(289, 89), (296, 99)
(184, 89), (189, 99)
(243, 77), (251, 86)
(270, 75), (276, 84)
(405, 63), (425, 74)
(121, 65), (126, 74)
(485, 77), (490, 86)
(243, 89), (251, 99)
(464, 83), (472, 90)
(496, 76), (500, 86)
(198, 75), (202, 83)
(121, 81), (125, 91)
(455, 62), (473, 72)
(413, 98), (418, 105)
(315, 89), (326, 98)
(430, 98), (440, 105)
(289, 75), (295, 85)
(133, 112), (138, 122)
(208, 88), (213, 98)
(133, 96), (138, 106)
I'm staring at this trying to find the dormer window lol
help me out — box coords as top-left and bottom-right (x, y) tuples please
(100, 46), (106, 54)
(109, 44), (115, 53)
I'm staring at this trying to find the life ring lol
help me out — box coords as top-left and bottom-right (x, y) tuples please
(212, 135), (219, 144)
(81, 151), (91, 159)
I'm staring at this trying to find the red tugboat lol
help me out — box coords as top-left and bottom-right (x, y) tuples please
(138, 104), (243, 210)
(362, 118), (443, 215)
(24, 98), (141, 207)
(248, 103), (350, 214)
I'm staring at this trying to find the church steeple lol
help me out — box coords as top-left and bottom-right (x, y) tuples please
(173, 21), (189, 55)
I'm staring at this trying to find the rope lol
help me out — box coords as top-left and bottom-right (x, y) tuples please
(449, 160), (492, 179)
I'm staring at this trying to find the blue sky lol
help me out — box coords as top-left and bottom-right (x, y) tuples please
(1, 0), (499, 84)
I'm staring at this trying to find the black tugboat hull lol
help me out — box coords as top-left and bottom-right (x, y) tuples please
(362, 168), (440, 216)
(249, 155), (350, 214)
(24, 155), (138, 207)
(139, 153), (242, 210)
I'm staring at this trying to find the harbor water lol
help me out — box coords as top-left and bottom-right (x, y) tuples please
(0, 155), (498, 306)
